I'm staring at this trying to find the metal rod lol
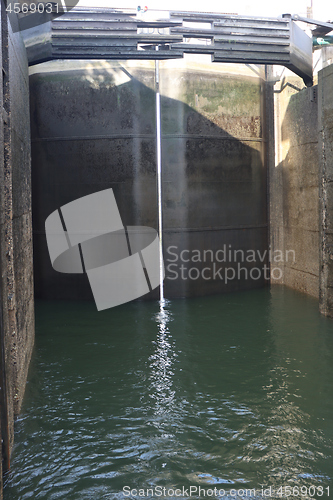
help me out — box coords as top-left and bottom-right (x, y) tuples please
(155, 48), (164, 302)
(59, 0), (68, 13)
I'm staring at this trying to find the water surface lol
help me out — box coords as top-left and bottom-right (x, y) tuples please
(4, 287), (333, 499)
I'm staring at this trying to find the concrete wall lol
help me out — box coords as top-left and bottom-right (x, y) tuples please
(270, 75), (319, 298)
(160, 59), (268, 297)
(319, 64), (333, 316)
(8, 12), (35, 415)
(0, 4), (34, 489)
(30, 58), (268, 301)
(30, 61), (159, 301)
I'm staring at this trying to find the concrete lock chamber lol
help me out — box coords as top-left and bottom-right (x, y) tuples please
(30, 56), (268, 302)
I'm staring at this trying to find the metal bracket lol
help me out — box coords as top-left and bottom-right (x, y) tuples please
(289, 14), (333, 32)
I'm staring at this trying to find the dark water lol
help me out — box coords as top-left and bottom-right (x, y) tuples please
(4, 287), (333, 499)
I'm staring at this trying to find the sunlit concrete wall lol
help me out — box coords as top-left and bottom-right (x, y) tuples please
(269, 72), (319, 298)
(30, 57), (268, 301)
(159, 57), (267, 297)
(319, 64), (333, 316)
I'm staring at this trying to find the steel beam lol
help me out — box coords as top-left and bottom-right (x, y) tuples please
(20, 6), (313, 85)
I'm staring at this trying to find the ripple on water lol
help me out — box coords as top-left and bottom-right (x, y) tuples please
(4, 289), (333, 499)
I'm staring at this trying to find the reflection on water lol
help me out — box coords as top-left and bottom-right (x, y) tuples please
(4, 287), (333, 499)
(149, 300), (177, 423)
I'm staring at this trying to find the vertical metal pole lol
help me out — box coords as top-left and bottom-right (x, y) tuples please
(155, 48), (164, 301)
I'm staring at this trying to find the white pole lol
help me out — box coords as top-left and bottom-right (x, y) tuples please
(155, 49), (164, 302)
(59, 0), (68, 13)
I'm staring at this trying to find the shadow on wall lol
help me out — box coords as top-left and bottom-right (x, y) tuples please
(30, 62), (267, 303)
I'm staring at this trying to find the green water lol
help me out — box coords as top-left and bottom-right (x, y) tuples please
(4, 287), (333, 499)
